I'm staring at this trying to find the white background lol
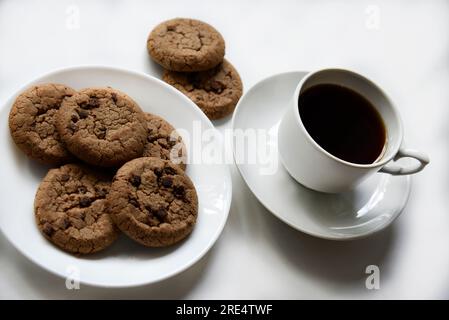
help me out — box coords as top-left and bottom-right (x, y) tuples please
(0, 0), (448, 299)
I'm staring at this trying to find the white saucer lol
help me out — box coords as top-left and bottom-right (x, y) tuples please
(0, 66), (232, 287)
(232, 71), (410, 240)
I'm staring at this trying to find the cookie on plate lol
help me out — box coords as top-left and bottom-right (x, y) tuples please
(107, 157), (198, 247)
(147, 18), (225, 72)
(9, 83), (76, 165)
(143, 113), (187, 170)
(162, 59), (243, 120)
(56, 87), (147, 167)
(34, 164), (119, 255)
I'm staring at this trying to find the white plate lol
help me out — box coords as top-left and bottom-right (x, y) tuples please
(0, 66), (232, 287)
(232, 71), (410, 240)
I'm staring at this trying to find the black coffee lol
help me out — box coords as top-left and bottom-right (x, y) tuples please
(298, 84), (386, 164)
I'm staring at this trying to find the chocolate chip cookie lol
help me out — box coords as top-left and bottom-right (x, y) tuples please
(56, 87), (147, 167)
(143, 113), (187, 170)
(162, 60), (243, 120)
(107, 157), (198, 247)
(9, 83), (76, 165)
(147, 18), (225, 72)
(34, 164), (119, 254)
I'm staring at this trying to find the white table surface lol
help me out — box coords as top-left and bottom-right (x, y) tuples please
(1, 0), (448, 299)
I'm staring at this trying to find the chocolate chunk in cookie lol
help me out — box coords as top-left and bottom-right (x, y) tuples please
(143, 113), (187, 170)
(56, 87), (147, 167)
(107, 157), (198, 247)
(9, 83), (76, 165)
(147, 18), (225, 72)
(163, 60), (243, 120)
(34, 164), (119, 255)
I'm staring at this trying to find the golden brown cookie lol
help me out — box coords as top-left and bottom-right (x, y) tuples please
(143, 113), (187, 170)
(34, 164), (119, 255)
(163, 60), (243, 120)
(147, 18), (225, 72)
(56, 87), (147, 167)
(107, 157), (198, 247)
(9, 83), (76, 165)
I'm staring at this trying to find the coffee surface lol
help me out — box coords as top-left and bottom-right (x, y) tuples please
(299, 84), (386, 164)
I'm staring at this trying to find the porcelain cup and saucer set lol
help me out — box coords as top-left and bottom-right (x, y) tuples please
(232, 68), (429, 240)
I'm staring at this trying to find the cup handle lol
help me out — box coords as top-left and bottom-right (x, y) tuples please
(379, 147), (430, 175)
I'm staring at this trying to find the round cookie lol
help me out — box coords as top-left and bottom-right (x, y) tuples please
(9, 83), (76, 165)
(107, 157), (198, 247)
(56, 87), (147, 167)
(143, 113), (187, 170)
(147, 18), (225, 72)
(163, 60), (243, 120)
(34, 164), (119, 254)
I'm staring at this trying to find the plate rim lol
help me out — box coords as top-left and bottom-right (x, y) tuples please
(231, 71), (411, 241)
(0, 65), (233, 288)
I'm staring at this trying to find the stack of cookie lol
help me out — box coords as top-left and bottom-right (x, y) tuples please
(147, 18), (243, 120)
(9, 84), (198, 255)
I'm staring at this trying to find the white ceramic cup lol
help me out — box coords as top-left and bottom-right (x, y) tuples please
(278, 68), (430, 193)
